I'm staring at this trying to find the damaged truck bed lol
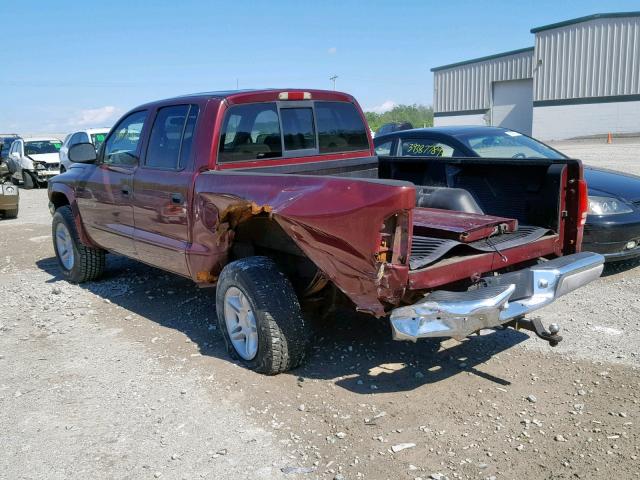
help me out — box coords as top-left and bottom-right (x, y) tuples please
(49, 89), (604, 374)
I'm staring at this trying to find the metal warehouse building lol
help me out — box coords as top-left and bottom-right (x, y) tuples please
(432, 12), (640, 140)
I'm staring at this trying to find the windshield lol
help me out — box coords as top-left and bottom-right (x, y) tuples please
(456, 130), (565, 159)
(1, 139), (15, 158)
(91, 133), (107, 151)
(25, 140), (62, 155)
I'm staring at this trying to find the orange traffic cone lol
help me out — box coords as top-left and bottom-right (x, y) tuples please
(607, 132), (613, 144)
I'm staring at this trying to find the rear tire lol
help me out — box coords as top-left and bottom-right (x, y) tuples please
(3, 207), (18, 219)
(22, 171), (35, 189)
(216, 256), (309, 375)
(52, 205), (105, 283)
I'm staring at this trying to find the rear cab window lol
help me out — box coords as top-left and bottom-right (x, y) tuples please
(219, 103), (282, 163)
(316, 102), (368, 153)
(281, 107), (316, 152)
(218, 100), (369, 164)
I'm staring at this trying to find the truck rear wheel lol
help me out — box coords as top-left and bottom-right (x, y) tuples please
(216, 256), (309, 375)
(52, 205), (106, 283)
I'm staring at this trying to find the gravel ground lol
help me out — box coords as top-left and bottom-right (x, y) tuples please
(549, 138), (640, 176)
(1, 144), (639, 480)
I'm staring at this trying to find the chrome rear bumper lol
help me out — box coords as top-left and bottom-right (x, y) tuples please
(390, 252), (604, 342)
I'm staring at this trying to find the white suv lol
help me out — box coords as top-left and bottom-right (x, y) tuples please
(59, 128), (110, 172)
(7, 137), (62, 189)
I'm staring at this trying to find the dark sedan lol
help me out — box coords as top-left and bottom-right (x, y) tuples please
(374, 126), (640, 264)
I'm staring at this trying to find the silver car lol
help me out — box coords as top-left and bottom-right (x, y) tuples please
(59, 128), (110, 172)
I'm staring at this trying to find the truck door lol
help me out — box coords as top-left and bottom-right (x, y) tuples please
(131, 104), (199, 276)
(75, 110), (148, 258)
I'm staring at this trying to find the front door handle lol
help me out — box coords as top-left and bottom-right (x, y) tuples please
(171, 193), (184, 204)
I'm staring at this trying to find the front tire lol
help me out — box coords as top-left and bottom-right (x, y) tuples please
(3, 207), (18, 219)
(52, 205), (105, 283)
(216, 256), (309, 375)
(22, 171), (36, 189)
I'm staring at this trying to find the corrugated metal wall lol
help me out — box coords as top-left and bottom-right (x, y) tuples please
(534, 17), (640, 101)
(433, 50), (534, 113)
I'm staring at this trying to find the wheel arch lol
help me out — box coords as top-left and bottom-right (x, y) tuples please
(230, 215), (323, 297)
(48, 184), (100, 249)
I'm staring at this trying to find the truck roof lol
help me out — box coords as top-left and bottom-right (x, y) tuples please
(138, 89), (356, 108)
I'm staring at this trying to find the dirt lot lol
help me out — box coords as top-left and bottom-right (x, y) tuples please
(1, 141), (639, 480)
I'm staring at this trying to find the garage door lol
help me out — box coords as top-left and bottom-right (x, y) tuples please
(491, 79), (533, 135)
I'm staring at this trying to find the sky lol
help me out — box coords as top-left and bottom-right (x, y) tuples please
(2, 0), (640, 133)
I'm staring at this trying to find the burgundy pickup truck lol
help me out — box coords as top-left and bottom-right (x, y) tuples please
(48, 89), (604, 374)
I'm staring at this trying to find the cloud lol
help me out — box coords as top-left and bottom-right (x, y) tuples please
(69, 106), (121, 127)
(327, 47), (337, 55)
(367, 100), (397, 114)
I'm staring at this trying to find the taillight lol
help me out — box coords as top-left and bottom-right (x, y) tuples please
(377, 212), (409, 264)
(278, 91), (312, 101)
(578, 179), (588, 226)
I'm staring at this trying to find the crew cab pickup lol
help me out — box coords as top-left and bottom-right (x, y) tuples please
(48, 89), (604, 374)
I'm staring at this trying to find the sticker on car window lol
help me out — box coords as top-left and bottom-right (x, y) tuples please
(405, 143), (444, 156)
(505, 131), (522, 137)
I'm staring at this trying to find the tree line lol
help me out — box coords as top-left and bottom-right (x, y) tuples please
(364, 104), (434, 132)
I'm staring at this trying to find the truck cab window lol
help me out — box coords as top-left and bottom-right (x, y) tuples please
(281, 108), (316, 151)
(103, 111), (148, 166)
(316, 101), (369, 153)
(219, 103), (282, 162)
(146, 105), (200, 170)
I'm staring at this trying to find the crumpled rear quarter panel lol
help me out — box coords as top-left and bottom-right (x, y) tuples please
(191, 172), (416, 316)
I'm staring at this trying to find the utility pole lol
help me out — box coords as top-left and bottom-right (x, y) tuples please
(329, 75), (338, 90)
(236, 78), (239, 89)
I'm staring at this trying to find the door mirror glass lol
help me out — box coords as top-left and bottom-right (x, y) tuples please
(68, 143), (97, 163)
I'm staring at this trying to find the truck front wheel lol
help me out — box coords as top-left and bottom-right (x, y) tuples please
(22, 171), (36, 189)
(216, 256), (309, 375)
(52, 205), (106, 283)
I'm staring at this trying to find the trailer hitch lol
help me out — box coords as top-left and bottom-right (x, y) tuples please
(507, 316), (563, 347)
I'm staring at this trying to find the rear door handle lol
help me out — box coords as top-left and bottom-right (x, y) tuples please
(171, 193), (184, 204)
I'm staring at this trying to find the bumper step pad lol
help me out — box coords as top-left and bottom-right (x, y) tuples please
(409, 225), (550, 270)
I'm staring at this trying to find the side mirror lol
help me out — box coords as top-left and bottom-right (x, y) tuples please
(68, 142), (97, 163)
